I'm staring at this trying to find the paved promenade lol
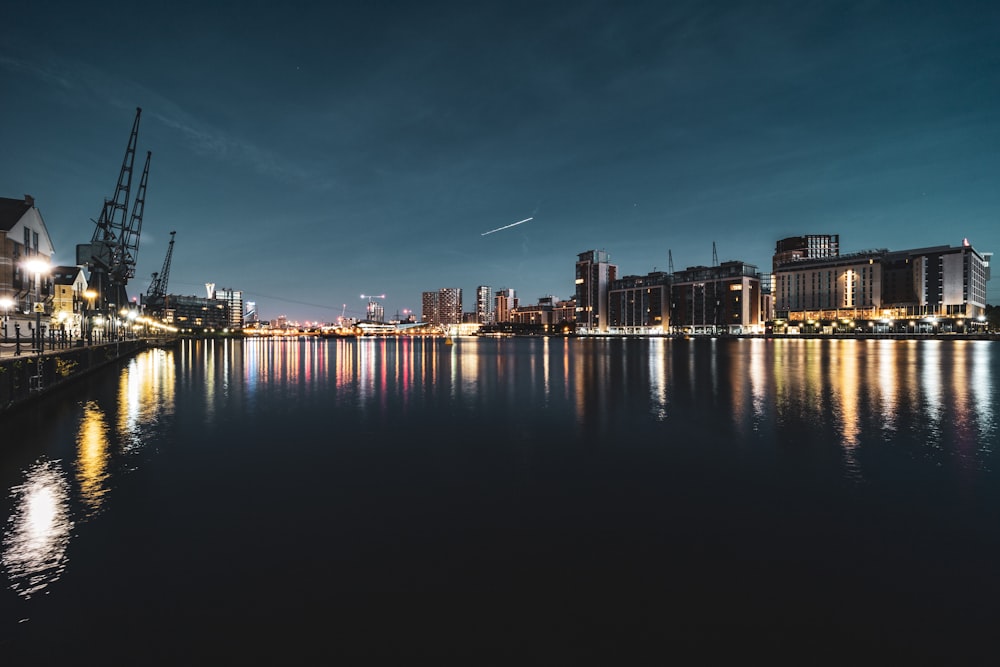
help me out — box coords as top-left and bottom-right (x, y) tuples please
(0, 336), (131, 359)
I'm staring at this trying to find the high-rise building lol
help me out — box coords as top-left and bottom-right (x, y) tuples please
(213, 287), (244, 329)
(366, 298), (384, 322)
(421, 288), (462, 324)
(438, 287), (462, 325)
(575, 250), (617, 333)
(245, 301), (258, 325)
(494, 288), (517, 323)
(476, 285), (494, 323)
(421, 291), (439, 323)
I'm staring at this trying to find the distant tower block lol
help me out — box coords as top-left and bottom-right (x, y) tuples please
(206, 282), (215, 299)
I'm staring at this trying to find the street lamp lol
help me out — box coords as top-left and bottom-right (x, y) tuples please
(83, 289), (97, 344)
(0, 295), (13, 341)
(22, 258), (51, 353)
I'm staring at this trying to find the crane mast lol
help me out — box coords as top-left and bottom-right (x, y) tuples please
(146, 231), (176, 299)
(143, 231), (175, 318)
(77, 107), (150, 314)
(115, 150), (151, 287)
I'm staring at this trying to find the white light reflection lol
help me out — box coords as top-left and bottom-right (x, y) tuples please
(648, 338), (667, 421)
(2, 459), (74, 599)
(876, 340), (899, 436)
(118, 348), (176, 451)
(970, 342), (996, 457)
(749, 338), (767, 427)
(543, 337), (551, 404)
(920, 341), (944, 446)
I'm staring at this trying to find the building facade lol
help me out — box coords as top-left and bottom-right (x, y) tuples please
(0, 195), (57, 334)
(50, 265), (89, 338)
(575, 250), (616, 333)
(494, 288), (517, 324)
(476, 285), (494, 324)
(213, 288), (245, 330)
(421, 288), (462, 325)
(772, 234), (840, 272)
(163, 294), (229, 331)
(772, 241), (992, 332)
(671, 260), (762, 334)
(608, 271), (671, 334)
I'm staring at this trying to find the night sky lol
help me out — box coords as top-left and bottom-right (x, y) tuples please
(3, 0), (998, 322)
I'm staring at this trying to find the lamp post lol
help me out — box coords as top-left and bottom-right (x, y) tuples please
(23, 258), (51, 353)
(0, 295), (13, 342)
(83, 289), (97, 345)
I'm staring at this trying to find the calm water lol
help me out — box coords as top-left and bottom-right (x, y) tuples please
(2, 336), (999, 659)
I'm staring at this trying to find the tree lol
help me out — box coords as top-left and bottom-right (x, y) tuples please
(986, 304), (1000, 332)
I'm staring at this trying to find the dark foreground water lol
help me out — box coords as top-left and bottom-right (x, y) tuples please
(1, 336), (999, 660)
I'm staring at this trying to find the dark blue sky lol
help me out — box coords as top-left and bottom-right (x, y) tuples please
(3, 0), (998, 321)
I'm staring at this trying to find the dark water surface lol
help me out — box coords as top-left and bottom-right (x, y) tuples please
(2, 337), (999, 660)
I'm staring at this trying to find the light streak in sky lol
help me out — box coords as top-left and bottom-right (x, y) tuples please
(481, 217), (533, 236)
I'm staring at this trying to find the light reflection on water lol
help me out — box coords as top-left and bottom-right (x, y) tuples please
(3, 337), (999, 609)
(1, 459), (73, 599)
(76, 401), (110, 515)
(2, 347), (177, 599)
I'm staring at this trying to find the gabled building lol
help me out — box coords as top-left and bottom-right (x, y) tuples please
(0, 195), (57, 329)
(50, 265), (89, 338)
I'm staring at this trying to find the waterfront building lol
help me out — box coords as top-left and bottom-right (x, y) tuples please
(509, 295), (574, 332)
(50, 265), (89, 338)
(476, 285), (494, 324)
(774, 249), (884, 319)
(772, 241), (992, 333)
(494, 288), (517, 323)
(162, 294), (229, 332)
(575, 250), (616, 333)
(0, 195), (57, 333)
(421, 288), (462, 325)
(213, 287), (244, 330)
(608, 271), (671, 335)
(245, 300), (258, 326)
(759, 272), (774, 322)
(671, 260), (762, 334)
(438, 288), (462, 325)
(421, 291), (438, 323)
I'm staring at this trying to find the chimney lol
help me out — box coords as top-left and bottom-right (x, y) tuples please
(24, 194), (35, 207)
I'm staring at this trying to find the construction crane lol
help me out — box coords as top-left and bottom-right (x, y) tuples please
(76, 107), (150, 314)
(144, 230), (176, 310)
(668, 249), (674, 274)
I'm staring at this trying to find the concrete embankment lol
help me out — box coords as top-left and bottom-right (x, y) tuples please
(0, 337), (179, 414)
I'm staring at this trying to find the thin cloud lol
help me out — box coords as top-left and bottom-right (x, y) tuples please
(0, 54), (75, 90)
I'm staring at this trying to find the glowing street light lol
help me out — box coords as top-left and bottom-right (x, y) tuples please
(22, 258), (51, 353)
(84, 289), (97, 344)
(0, 295), (13, 339)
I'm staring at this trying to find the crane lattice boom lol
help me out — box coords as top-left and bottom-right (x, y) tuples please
(146, 231), (176, 299)
(78, 107), (151, 311)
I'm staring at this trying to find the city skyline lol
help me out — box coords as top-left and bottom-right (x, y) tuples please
(3, 1), (999, 321)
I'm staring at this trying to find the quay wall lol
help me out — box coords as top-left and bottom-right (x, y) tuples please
(0, 338), (179, 414)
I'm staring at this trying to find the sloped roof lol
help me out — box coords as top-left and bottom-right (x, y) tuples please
(0, 197), (32, 232)
(51, 265), (83, 285)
